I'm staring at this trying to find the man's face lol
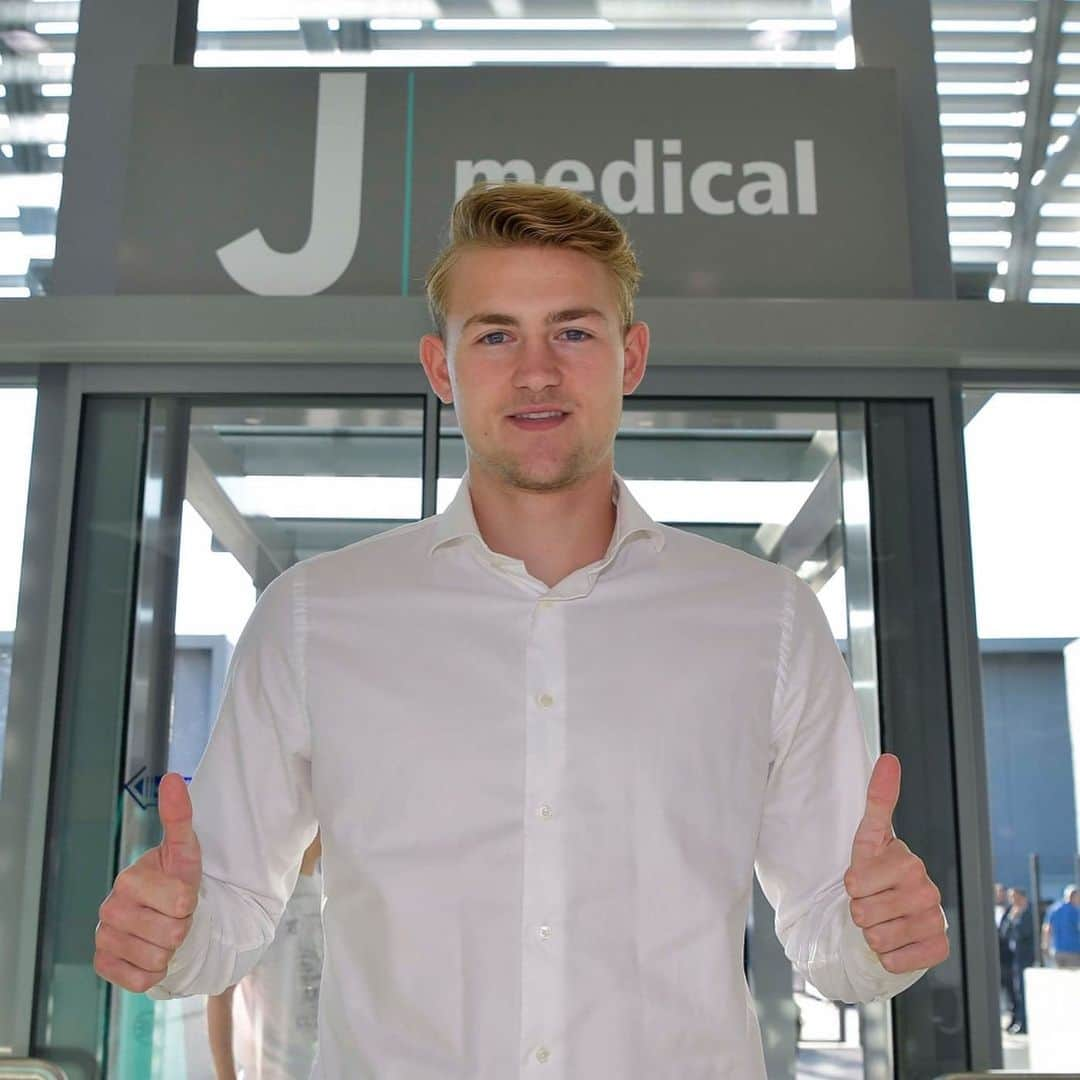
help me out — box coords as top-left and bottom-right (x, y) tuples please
(419, 243), (648, 493)
(1070, 890), (1080, 907)
(994, 884), (1006, 905)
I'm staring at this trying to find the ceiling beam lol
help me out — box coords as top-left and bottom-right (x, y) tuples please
(1003, 0), (1066, 300)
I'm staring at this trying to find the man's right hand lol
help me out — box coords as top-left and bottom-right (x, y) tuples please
(93, 772), (202, 993)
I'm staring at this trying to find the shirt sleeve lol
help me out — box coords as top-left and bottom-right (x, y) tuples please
(145, 565), (318, 999)
(753, 568), (931, 1004)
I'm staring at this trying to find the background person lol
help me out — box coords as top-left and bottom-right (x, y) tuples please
(1042, 884), (1080, 969)
(994, 882), (1015, 1025)
(206, 830), (323, 1080)
(1004, 887), (1036, 1034)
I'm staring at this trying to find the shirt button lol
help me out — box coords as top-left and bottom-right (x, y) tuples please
(535, 1047), (551, 1063)
(538, 925), (552, 939)
(537, 692), (554, 708)
(538, 804), (553, 819)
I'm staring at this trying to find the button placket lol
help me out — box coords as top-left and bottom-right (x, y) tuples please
(520, 594), (566, 1074)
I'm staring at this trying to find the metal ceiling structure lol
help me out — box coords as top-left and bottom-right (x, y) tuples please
(1, 0), (1079, 301)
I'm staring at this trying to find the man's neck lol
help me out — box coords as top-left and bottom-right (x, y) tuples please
(466, 464), (617, 589)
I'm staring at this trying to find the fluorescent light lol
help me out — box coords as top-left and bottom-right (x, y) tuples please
(370, 19), (423, 30)
(327, 17), (340, 30)
(0, 286), (31, 297)
(1036, 231), (1080, 244)
(1028, 288), (1080, 301)
(936, 50), (1033, 63)
(988, 286), (1006, 301)
(933, 19), (1036, 33)
(948, 201), (1015, 217)
(945, 172), (1019, 188)
(997, 260), (1009, 274)
(33, 20), (78, 33)
(40, 82), (71, 96)
(37, 52), (75, 65)
(747, 19), (836, 31)
(937, 81), (1028, 95)
(0, 145), (11, 159)
(433, 18), (614, 30)
(1033, 260), (1080, 275)
(940, 112), (1026, 127)
(942, 142), (1022, 159)
(1039, 203), (1080, 216)
(46, 143), (65, 157)
(950, 230), (1012, 246)
(196, 16), (300, 32)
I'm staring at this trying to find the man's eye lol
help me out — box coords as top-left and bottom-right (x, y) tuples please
(478, 329), (592, 345)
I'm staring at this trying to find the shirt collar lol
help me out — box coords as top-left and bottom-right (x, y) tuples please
(427, 468), (665, 562)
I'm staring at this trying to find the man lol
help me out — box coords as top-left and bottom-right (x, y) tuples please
(206, 831), (323, 1079)
(1004, 887), (1036, 1034)
(994, 882), (1016, 1025)
(1042, 884), (1080, 969)
(93, 180), (948, 1078)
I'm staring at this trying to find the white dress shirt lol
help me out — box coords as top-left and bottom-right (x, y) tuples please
(147, 468), (926, 1078)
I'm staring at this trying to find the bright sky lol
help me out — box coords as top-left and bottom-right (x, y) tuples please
(0, 389), (1077, 647)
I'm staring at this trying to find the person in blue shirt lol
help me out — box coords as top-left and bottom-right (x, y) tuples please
(1042, 884), (1080, 969)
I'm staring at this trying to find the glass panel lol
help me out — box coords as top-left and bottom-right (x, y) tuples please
(108, 395), (425, 1079)
(0, 4), (82, 296)
(440, 396), (883, 1079)
(961, 389), (1080, 1073)
(32, 396), (147, 1080)
(0, 386), (37, 798)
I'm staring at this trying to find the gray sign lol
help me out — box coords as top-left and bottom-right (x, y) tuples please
(118, 65), (912, 300)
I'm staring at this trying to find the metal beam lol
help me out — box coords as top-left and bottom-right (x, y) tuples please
(849, 0), (955, 299)
(50, 0), (185, 294)
(1003, 0), (1067, 300)
(185, 435), (294, 583)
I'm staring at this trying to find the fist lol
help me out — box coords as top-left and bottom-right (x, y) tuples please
(93, 773), (202, 993)
(843, 754), (949, 975)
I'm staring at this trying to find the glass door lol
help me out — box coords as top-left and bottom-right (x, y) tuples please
(32, 381), (968, 1080)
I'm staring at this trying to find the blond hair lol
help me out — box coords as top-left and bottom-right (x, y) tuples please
(424, 180), (642, 341)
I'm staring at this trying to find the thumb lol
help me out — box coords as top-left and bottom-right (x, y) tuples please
(156, 772), (202, 889)
(850, 753), (901, 865)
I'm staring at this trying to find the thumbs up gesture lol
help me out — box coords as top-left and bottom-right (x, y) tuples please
(93, 773), (203, 993)
(842, 754), (950, 974)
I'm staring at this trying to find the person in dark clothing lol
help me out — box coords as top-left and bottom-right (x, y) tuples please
(1004, 887), (1036, 1034)
(994, 883), (1015, 1025)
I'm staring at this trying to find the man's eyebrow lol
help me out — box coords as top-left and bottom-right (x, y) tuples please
(461, 307), (607, 331)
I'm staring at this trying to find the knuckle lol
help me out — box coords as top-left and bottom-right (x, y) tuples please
(843, 870), (857, 894)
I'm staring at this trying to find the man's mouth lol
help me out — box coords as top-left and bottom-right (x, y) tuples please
(508, 410), (569, 430)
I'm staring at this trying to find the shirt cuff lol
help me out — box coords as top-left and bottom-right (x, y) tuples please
(840, 902), (936, 1002)
(145, 888), (214, 1000)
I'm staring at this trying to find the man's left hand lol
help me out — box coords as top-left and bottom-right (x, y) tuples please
(842, 753), (950, 974)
